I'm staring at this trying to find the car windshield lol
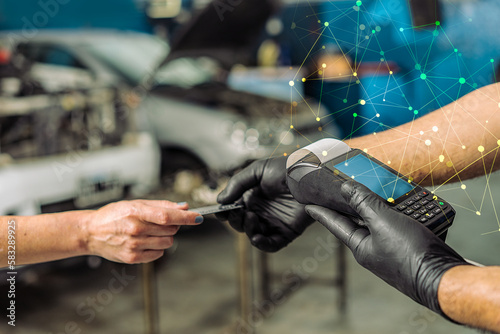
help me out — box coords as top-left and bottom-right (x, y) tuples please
(85, 34), (168, 85)
(153, 56), (220, 88)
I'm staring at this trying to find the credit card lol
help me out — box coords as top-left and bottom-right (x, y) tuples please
(189, 203), (244, 216)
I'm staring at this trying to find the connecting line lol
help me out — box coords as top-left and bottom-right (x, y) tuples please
(293, 26), (325, 81)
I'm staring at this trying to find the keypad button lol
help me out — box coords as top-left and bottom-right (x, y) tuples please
(404, 209), (414, 215)
(425, 213), (435, 219)
(419, 217), (428, 223)
(396, 204), (407, 211)
(418, 190), (430, 197)
(432, 207), (442, 215)
(425, 203), (436, 210)
(411, 204), (421, 210)
(411, 195), (421, 201)
(418, 208), (427, 215)
(420, 199), (429, 205)
(411, 213), (421, 219)
(404, 200), (415, 206)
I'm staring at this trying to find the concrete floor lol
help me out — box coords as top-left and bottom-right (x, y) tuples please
(1, 171), (499, 334)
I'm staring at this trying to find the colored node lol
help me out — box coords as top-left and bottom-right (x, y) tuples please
(322, 63), (327, 68)
(425, 139), (431, 146)
(497, 139), (500, 146)
(491, 59), (495, 63)
(318, 126), (323, 131)
(376, 113), (380, 117)
(458, 53), (462, 57)
(414, 110), (419, 115)
(356, 80), (360, 84)
(372, 29), (376, 34)
(291, 22), (296, 30)
(360, 24), (365, 30)
(461, 184), (466, 190)
(318, 71), (323, 75)
(302, 78), (306, 82)
(356, 0), (362, 6)
(446, 161), (453, 168)
(476, 211), (481, 216)
(359, 99), (366, 105)
(380, 51), (384, 56)
(292, 101), (298, 107)
(353, 113), (358, 117)
(322, 151), (328, 157)
(419, 131), (424, 135)
(415, 64), (421, 70)
(363, 148), (368, 153)
(322, 45), (326, 49)
(380, 58), (385, 62)
(439, 155), (445, 162)
(283, 153), (287, 157)
(379, 122), (383, 127)
(472, 83), (478, 88)
(324, 22), (329, 27)
(408, 106), (413, 111)
(462, 145), (466, 149)
(459, 77), (466, 84)
(399, 27), (404, 32)
(290, 125), (294, 129)
(433, 30), (439, 37)
(316, 117), (321, 122)
(317, 20), (321, 24)
(353, 72), (358, 77)
(420, 73), (427, 80)
(387, 160), (391, 164)
(289, 80), (294, 86)
(432, 126), (438, 132)
(343, 99), (348, 103)
(478, 145), (484, 152)
(375, 26), (381, 32)
(387, 198), (394, 203)
(389, 71), (393, 75)
(454, 48), (458, 53)
(435, 21), (440, 26)
(439, 201), (444, 206)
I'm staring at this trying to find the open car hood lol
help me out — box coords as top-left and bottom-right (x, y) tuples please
(158, 0), (280, 71)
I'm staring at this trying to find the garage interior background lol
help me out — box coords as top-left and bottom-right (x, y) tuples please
(0, 0), (499, 333)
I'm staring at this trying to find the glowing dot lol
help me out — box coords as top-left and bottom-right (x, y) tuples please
(343, 99), (347, 103)
(322, 45), (326, 49)
(433, 195), (438, 201)
(446, 161), (453, 167)
(389, 71), (393, 75)
(351, 175), (355, 179)
(459, 77), (466, 84)
(316, 117), (320, 122)
(408, 176), (414, 182)
(432, 126), (438, 132)
(302, 78), (306, 82)
(283, 153), (287, 157)
(414, 110), (419, 115)
(359, 99), (366, 105)
(399, 28), (404, 32)
(435, 21), (440, 26)
(420, 73), (427, 80)
(334, 169), (340, 175)
(318, 127), (323, 131)
(491, 59), (495, 63)
(476, 211), (481, 216)
(498, 102), (500, 108)
(478, 145), (484, 152)
(356, 0), (362, 6)
(322, 63), (327, 68)
(439, 155), (445, 162)
(473, 83), (478, 88)
(380, 51), (385, 56)
(461, 184), (466, 190)
(375, 26), (381, 32)
(289, 81), (294, 86)
(462, 145), (466, 149)
(353, 72), (358, 77)
(292, 101), (298, 107)
(363, 148), (368, 153)
(497, 140), (500, 146)
(419, 131), (424, 135)
(408, 106), (413, 111)
(360, 24), (365, 30)
(415, 64), (421, 70)
(356, 80), (360, 84)
(376, 113), (380, 117)
(322, 151), (328, 157)
(383, 99), (386, 101)
(290, 125), (294, 129)
(454, 48), (458, 53)
(324, 22), (329, 27)
(318, 71), (323, 75)
(425, 139), (431, 146)
(387, 198), (394, 203)
(387, 161), (391, 164)
(353, 113), (358, 117)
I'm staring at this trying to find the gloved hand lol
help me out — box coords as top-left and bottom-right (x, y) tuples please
(305, 181), (469, 318)
(217, 156), (314, 252)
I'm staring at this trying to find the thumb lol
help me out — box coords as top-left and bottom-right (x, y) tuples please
(305, 205), (368, 251)
(340, 180), (386, 229)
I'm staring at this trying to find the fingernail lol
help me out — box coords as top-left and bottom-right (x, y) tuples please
(195, 215), (204, 224)
(177, 202), (187, 206)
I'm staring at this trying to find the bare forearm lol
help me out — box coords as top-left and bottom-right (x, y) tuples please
(349, 82), (500, 186)
(0, 211), (91, 267)
(438, 265), (500, 332)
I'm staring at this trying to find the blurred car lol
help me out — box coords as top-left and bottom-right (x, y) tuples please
(1, 0), (337, 181)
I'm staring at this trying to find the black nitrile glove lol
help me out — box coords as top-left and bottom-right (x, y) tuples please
(217, 157), (314, 252)
(305, 181), (469, 318)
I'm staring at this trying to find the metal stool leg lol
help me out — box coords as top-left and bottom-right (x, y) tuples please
(142, 262), (159, 334)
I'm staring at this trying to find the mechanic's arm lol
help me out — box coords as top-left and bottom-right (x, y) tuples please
(0, 200), (202, 267)
(438, 265), (500, 331)
(349, 82), (500, 185)
(306, 181), (500, 333)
